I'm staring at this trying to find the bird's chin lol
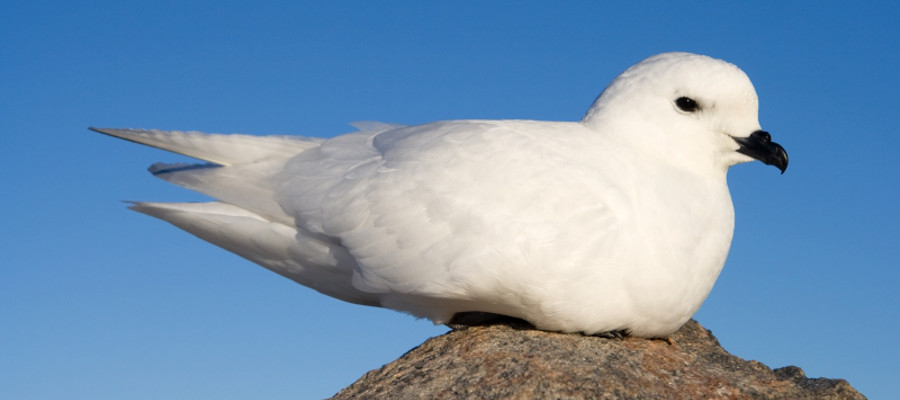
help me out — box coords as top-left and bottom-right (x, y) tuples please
(726, 152), (759, 167)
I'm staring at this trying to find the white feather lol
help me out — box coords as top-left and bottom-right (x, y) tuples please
(97, 52), (781, 337)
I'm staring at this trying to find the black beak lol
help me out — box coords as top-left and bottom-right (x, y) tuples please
(734, 130), (789, 174)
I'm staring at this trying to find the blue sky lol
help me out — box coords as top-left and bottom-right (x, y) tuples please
(2, 1), (897, 399)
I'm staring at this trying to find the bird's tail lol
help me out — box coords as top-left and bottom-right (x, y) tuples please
(91, 127), (323, 224)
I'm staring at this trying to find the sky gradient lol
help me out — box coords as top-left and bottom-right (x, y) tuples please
(2, 2), (898, 399)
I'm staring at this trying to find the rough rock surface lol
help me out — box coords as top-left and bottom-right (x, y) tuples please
(331, 319), (865, 399)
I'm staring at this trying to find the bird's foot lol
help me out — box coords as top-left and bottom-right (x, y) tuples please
(446, 312), (535, 331)
(592, 329), (629, 340)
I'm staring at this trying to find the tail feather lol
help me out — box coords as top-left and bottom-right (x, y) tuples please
(150, 159), (294, 225)
(91, 127), (325, 223)
(89, 127), (323, 166)
(93, 126), (382, 306)
(129, 201), (377, 306)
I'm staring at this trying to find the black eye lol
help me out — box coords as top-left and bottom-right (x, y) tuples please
(675, 97), (700, 112)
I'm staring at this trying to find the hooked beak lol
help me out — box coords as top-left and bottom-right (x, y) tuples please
(734, 130), (789, 174)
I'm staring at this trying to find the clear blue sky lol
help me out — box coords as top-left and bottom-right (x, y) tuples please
(2, 2), (897, 399)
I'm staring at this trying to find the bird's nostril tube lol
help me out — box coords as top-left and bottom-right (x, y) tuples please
(752, 130), (772, 143)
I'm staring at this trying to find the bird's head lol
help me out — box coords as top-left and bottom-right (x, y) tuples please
(582, 52), (788, 175)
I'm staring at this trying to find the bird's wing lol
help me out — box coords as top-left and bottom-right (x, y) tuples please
(274, 120), (631, 306)
(89, 127), (323, 166)
(94, 123), (630, 316)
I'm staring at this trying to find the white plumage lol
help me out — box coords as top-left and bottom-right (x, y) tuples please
(94, 52), (787, 337)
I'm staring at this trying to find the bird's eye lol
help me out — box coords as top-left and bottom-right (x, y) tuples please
(675, 97), (700, 112)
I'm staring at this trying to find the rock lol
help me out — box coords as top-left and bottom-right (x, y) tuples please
(330, 320), (865, 399)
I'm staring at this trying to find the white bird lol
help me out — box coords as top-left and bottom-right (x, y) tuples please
(93, 52), (787, 338)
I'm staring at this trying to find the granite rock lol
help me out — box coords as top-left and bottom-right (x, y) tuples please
(331, 320), (864, 399)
